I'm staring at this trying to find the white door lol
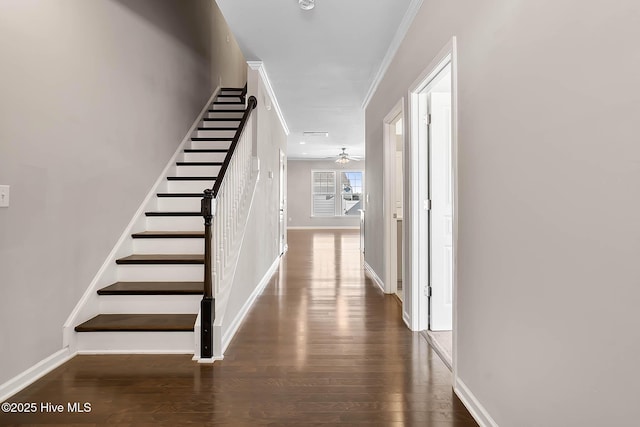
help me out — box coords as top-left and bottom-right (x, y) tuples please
(428, 65), (453, 331)
(279, 150), (286, 255)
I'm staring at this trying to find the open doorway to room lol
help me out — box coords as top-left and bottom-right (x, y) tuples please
(279, 149), (287, 255)
(409, 39), (457, 370)
(384, 101), (405, 305)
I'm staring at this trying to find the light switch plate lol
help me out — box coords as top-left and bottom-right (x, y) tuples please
(0, 185), (9, 207)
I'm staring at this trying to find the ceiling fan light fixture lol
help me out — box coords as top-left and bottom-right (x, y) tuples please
(335, 157), (350, 164)
(299, 0), (315, 10)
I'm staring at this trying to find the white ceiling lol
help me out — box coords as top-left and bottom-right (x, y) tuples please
(216, 0), (415, 160)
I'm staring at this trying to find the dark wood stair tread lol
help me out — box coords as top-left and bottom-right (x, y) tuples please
(207, 109), (245, 113)
(156, 193), (204, 198)
(145, 211), (201, 217)
(131, 231), (204, 238)
(191, 137), (233, 141)
(98, 281), (203, 295)
(203, 118), (241, 122)
(213, 101), (244, 105)
(197, 127), (238, 131)
(183, 148), (228, 153)
(116, 254), (204, 264)
(176, 162), (223, 166)
(75, 314), (196, 332)
(167, 176), (217, 181)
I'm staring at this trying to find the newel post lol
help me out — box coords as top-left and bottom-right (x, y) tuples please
(201, 189), (214, 359)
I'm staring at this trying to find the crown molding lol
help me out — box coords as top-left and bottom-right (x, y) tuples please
(247, 60), (290, 135)
(361, 0), (424, 110)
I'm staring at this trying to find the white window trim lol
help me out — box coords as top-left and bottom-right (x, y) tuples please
(310, 169), (364, 218)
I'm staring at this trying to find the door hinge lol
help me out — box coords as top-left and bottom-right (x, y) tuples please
(424, 199), (431, 211)
(427, 113), (432, 126)
(425, 285), (432, 297)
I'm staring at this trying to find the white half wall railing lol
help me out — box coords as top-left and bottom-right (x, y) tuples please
(199, 96), (257, 360)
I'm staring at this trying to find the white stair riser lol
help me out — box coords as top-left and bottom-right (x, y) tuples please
(189, 140), (232, 150)
(206, 111), (244, 119)
(200, 120), (241, 128)
(196, 129), (236, 138)
(176, 165), (221, 177)
(216, 96), (242, 102)
(167, 180), (214, 193)
(146, 216), (203, 231)
(183, 152), (227, 163)
(133, 238), (203, 254)
(212, 103), (245, 110)
(157, 197), (202, 212)
(117, 264), (203, 281)
(99, 295), (201, 314)
(76, 331), (194, 353)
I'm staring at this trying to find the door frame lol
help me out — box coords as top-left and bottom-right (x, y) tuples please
(407, 37), (459, 371)
(279, 149), (287, 255)
(383, 100), (406, 306)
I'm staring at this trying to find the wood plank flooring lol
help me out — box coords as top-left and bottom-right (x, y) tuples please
(0, 229), (476, 426)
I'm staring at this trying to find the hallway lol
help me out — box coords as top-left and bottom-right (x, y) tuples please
(0, 230), (476, 425)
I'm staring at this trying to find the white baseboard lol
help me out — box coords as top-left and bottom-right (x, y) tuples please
(454, 377), (499, 427)
(220, 256), (280, 354)
(363, 261), (386, 293)
(287, 226), (360, 230)
(0, 348), (74, 403)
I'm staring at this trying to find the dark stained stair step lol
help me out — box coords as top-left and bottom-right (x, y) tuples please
(213, 101), (244, 105)
(131, 231), (204, 238)
(207, 109), (245, 114)
(183, 148), (228, 153)
(98, 281), (203, 295)
(167, 176), (217, 181)
(75, 314), (197, 332)
(116, 254), (204, 265)
(197, 127), (238, 131)
(156, 193), (204, 198)
(145, 211), (201, 217)
(191, 137), (233, 141)
(203, 118), (241, 122)
(176, 162), (223, 166)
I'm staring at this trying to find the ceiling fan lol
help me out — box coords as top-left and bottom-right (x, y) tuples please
(328, 147), (362, 164)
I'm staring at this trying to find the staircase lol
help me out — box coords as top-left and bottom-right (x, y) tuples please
(74, 87), (248, 353)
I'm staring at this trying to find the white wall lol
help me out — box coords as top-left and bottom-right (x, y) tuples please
(365, 0), (640, 425)
(288, 160), (361, 228)
(0, 0), (245, 386)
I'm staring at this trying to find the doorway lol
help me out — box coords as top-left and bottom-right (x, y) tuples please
(408, 38), (457, 370)
(384, 104), (405, 304)
(279, 149), (287, 255)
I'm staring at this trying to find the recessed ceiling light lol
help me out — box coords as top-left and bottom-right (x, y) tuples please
(300, 141), (306, 145)
(303, 131), (328, 137)
(299, 0), (315, 10)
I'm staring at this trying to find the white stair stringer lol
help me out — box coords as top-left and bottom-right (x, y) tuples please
(64, 87), (249, 355)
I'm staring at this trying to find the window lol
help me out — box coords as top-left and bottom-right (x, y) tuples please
(312, 170), (363, 217)
(340, 171), (363, 216)
(312, 171), (336, 216)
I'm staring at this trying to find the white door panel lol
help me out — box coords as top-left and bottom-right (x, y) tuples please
(428, 65), (453, 331)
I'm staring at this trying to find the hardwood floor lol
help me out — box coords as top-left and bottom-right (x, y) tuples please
(0, 229), (476, 426)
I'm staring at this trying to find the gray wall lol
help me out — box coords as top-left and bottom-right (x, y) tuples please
(0, 0), (245, 385)
(287, 160), (361, 228)
(365, 0), (640, 425)
(211, 0), (247, 89)
(223, 70), (287, 337)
